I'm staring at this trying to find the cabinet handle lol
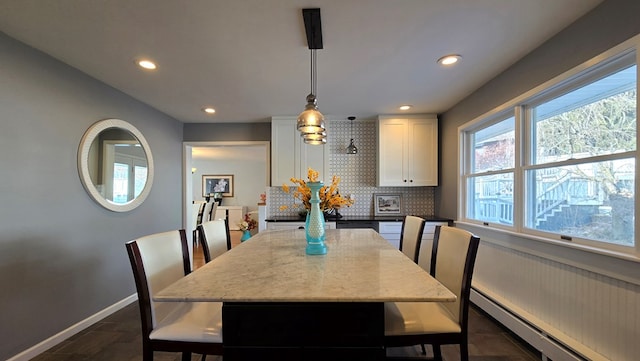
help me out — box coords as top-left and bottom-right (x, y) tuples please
(410, 179), (413, 182)
(298, 226), (305, 230)
(403, 179), (407, 182)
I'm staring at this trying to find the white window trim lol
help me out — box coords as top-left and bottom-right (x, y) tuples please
(458, 33), (640, 259)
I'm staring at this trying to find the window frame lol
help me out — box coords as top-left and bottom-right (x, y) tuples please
(458, 36), (640, 258)
(462, 111), (517, 230)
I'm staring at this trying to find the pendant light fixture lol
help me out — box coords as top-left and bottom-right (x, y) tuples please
(346, 116), (358, 154)
(297, 8), (326, 144)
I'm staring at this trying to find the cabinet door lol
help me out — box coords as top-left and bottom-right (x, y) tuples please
(216, 206), (246, 230)
(408, 118), (438, 186)
(377, 118), (408, 186)
(378, 221), (403, 248)
(271, 118), (300, 185)
(272, 117), (330, 185)
(300, 140), (330, 184)
(377, 115), (438, 187)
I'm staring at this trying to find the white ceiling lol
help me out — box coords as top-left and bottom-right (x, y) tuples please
(0, 0), (603, 123)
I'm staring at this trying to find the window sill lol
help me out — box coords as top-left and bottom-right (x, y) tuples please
(455, 220), (640, 286)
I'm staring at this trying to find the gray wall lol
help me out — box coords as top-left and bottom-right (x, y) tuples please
(0, 32), (183, 359)
(437, 0), (640, 219)
(184, 122), (271, 141)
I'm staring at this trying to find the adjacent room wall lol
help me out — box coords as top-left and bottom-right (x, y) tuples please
(191, 144), (269, 209)
(0, 32), (183, 360)
(438, 0), (640, 359)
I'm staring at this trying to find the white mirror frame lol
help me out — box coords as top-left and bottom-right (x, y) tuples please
(78, 118), (154, 212)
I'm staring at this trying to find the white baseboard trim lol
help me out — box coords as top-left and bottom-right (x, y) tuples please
(471, 288), (593, 361)
(7, 294), (137, 361)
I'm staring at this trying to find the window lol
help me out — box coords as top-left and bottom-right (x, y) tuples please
(466, 115), (516, 226)
(109, 144), (148, 204)
(461, 47), (637, 253)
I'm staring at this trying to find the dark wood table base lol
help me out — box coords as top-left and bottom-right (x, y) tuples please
(223, 302), (385, 360)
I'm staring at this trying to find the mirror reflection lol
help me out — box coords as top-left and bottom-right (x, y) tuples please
(87, 128), (148, 204)
(78, 118), (153, 212)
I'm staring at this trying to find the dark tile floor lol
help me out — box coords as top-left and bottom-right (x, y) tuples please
(30, 301), (540, 361)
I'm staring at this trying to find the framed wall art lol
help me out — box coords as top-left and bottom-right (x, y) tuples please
(373, 193), (402, 216)
(202, 174), (234, 197)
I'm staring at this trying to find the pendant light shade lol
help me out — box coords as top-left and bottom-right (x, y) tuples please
(346, 116), (358, 154)
(298, 9), (326, 145)
(302, 131), (327, 145)
(297, 93), (325, 134)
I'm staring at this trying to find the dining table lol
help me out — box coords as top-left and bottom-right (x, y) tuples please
(154, 228), (456, 360)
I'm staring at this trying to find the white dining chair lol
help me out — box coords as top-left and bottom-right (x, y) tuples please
(384, 225), (480, 361)
(125, 229), (223, 361)
(191, 202), (205, 247)
(198, 219), (231, 263)
(201, 201), (214, 223)
(399, 215), (426, 263)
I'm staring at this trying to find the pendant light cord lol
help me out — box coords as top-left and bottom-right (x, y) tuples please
(350, 117), (353, 137)
(310, 49), (317, 96)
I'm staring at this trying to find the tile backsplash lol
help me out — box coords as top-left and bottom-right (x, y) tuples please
(267, 119), (435, 218)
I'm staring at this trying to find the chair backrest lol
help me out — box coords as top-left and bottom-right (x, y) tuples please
(195, 201), (206, 225)
(430, 225), (480, 327)
(399, 215), (426, 263)
(210, 203), (219, 221)
(125, 229), (190, 336)
(191, 202), (203, 230)
(202, 201), (214, 223)
(199, 219), (231, 263)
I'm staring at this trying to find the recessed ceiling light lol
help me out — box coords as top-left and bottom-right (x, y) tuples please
(437, 54), (461, 66)
(202, 107), (216, 114)
(136, 59), (157, 70)
(399, 105), (412, 111)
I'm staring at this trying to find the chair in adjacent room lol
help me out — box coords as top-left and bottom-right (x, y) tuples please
(399, 215), (426, 263)
(201, 200), (215, 223)
(191, 202), (205, 247)
(199, 218), (231, 263)
(384, 225), (481, 361)
(125, 229), (223, 361)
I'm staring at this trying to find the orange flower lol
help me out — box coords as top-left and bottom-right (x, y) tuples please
(281, 168), (354, 212)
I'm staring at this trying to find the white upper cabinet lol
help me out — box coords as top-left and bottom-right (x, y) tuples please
(377, 115), (438, 186)
(271, 117), (330, 185)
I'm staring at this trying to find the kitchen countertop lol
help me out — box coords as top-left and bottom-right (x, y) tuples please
(266, 215), (453, 223)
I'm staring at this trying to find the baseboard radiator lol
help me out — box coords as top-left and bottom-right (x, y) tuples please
(471, 288), (586, 361)
(467, 237), (640, 361)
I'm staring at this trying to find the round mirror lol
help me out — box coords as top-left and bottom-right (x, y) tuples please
(78, 118), (154, 212)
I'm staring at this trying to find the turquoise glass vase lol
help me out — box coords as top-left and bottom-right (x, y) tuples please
(240, 229), (251, 242)
(305, 181), (327, 255)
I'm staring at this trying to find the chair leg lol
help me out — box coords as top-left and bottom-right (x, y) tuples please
(460, 341), (469, 361)
(193, 229), (199, 248)
(433, 344), (443, 361)
(201, 354), (207, 361)
(420, 343), (427, 355)
(181, 351), (191, 361)
(142, 347), (153, 361)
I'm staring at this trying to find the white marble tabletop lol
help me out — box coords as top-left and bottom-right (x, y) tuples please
(154, 228), (456, 303)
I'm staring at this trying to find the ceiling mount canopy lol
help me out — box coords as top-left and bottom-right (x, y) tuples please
(302, 8), (323, 50)
(297, 8), (326, 145)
